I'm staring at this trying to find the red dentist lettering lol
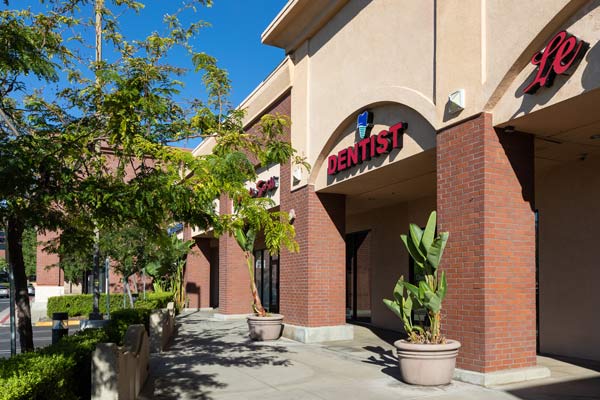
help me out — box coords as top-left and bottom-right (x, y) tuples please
(327, 121), (407, 175)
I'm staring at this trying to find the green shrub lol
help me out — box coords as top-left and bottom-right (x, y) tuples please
(0, 329), (109, 400)
(134, 292), (175, 311)
(0, 294), (174, 400)
(47, 292), (174, 318)
(105, 308), (153, 345)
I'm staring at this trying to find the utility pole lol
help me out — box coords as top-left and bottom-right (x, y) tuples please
(90, 0), (104, 320)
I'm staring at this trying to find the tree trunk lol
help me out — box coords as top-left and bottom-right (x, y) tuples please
(245, 253), (266, 317)
(7, 216), (34, 352)
(125, 276), (134, 308)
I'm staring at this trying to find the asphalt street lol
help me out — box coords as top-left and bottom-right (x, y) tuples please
(0, 325), (79, 358)
(0, 298), (8, 315)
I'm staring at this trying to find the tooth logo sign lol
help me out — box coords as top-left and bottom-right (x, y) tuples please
(357, 111), (374, 139)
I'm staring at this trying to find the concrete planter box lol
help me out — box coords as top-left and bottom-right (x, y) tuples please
(394, 339), (461, 386)
(247, 314), (284, 341)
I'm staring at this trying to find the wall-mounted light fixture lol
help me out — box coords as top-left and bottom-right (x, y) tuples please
(447, 89), (465, 114)
(504, 126), (516, 134)
(293, 166), (303, 185)
(288, 209), (296, 224)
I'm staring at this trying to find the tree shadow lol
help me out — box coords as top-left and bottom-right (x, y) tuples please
(141, 313), (293, 399)
(361, 345), (402, 381)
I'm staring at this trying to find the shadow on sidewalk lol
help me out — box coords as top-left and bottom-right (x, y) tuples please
(141, 313), (293, 399)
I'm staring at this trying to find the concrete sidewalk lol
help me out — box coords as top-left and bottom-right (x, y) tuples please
(140, 311), (600, 400)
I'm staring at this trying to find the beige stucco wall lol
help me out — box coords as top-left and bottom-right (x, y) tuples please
(492, 1), (600, 125)
(290, 0), (437, 189)
(346, 195), (436, 332)
(536, 156), (600, 361)
(245, 164), (281, 207)
(256, 1), (598, 176)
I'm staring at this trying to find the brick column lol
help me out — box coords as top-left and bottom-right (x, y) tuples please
(437, 113), (536, 375)
(185, 237), (212, 310)
(278, 161), (350, 341)
(217, 195), (252, 315)
(36, 231), (63, 286)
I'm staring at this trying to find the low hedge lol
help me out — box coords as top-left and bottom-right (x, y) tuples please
(47, 292), (174, 318)
(0, 307), (153, 400)
(0, 328), (109, 400)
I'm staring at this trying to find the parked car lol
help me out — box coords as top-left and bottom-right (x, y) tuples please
(27, 284), (35, 297)
(0, 284), (9, 298)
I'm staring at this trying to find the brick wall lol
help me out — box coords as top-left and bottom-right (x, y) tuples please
(36, 231), (63, 286)
(437, 112), (536, 373)
(185, 237), (211, 309)
(218, 194), (252, 314)
(216, 93), (293, 315)
(280, 156), (346, 326)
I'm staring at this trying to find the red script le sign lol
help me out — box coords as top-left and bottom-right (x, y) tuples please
(523, 30), (588, 95)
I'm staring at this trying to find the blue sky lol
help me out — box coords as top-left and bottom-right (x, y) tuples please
(8, 0), (288, 149)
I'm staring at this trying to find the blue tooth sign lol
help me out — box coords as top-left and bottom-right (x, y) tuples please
(357, 111), (373, 139)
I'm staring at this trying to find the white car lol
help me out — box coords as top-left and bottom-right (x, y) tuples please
(0, 284), (9, 298)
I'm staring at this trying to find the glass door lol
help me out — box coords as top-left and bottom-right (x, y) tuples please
(253, 249), (279, 313)
(345, 230), (371, 322)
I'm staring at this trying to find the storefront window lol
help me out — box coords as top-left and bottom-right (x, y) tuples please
(253, 249), (279, 313)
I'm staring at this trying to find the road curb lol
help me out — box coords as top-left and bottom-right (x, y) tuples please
(35, 320), (81, 327)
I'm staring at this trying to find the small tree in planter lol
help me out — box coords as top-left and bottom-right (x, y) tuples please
(233, 210), (298, 340)
(383, 211), (460, 386)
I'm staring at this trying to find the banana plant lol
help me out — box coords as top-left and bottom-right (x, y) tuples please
(383, 211), (449, 344)
(234, 226), (267, 317)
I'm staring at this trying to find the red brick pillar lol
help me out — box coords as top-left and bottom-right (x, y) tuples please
(36, 231), (63, 287)
(437, 113), (536, 374)
(278, 162), (349, 341)
(185, 237), (211, 310)
(217, 195), (252, 315)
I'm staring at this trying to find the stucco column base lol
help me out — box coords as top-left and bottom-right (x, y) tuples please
(453, 365), (550, 387)
(183, 307), (214, 313)
(213, 313), (250, 321)
(34, 285), (64, 303)
(283, 323), (353, 343)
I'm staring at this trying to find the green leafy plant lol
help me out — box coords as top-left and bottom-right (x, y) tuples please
(383, 211), (449, 344)
(0, 307), (153, 400)
(234, 227), (265, 316)
(47, 292), (173, 318)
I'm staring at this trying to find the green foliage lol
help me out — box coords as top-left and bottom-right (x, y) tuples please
(0, 305), (156, 400)
(47, 292), (173, 318)
(383, 211), (449, 344)
(0, 290), (170, 399)
(145, 233), (192, 310)
(1, 0), (306, 353)
(105, 308), (152, 345)
(22, 227), (37, 278)
(0, 328), (110, 400)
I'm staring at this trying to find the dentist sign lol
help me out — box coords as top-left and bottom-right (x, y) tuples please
(327, 111), (407, 175)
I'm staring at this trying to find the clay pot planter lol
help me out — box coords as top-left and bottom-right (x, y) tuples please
(247, 314), (284, 341)
(394, 339), (461, 386)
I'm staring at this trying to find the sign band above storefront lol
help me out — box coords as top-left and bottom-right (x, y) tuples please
(328, 111), (407, 175)
(249, 176), (278, 198)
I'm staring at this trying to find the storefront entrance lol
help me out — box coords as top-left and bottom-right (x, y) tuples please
(500, 89), (600, 362)
(346, 230), (371, 322)
(253, 249), (280, 313)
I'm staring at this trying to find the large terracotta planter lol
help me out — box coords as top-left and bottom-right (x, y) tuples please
(247, 314), (284, 341)
(394, 339), (461, 386)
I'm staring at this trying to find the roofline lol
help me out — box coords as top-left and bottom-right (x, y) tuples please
(261, 0), (349, 53)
